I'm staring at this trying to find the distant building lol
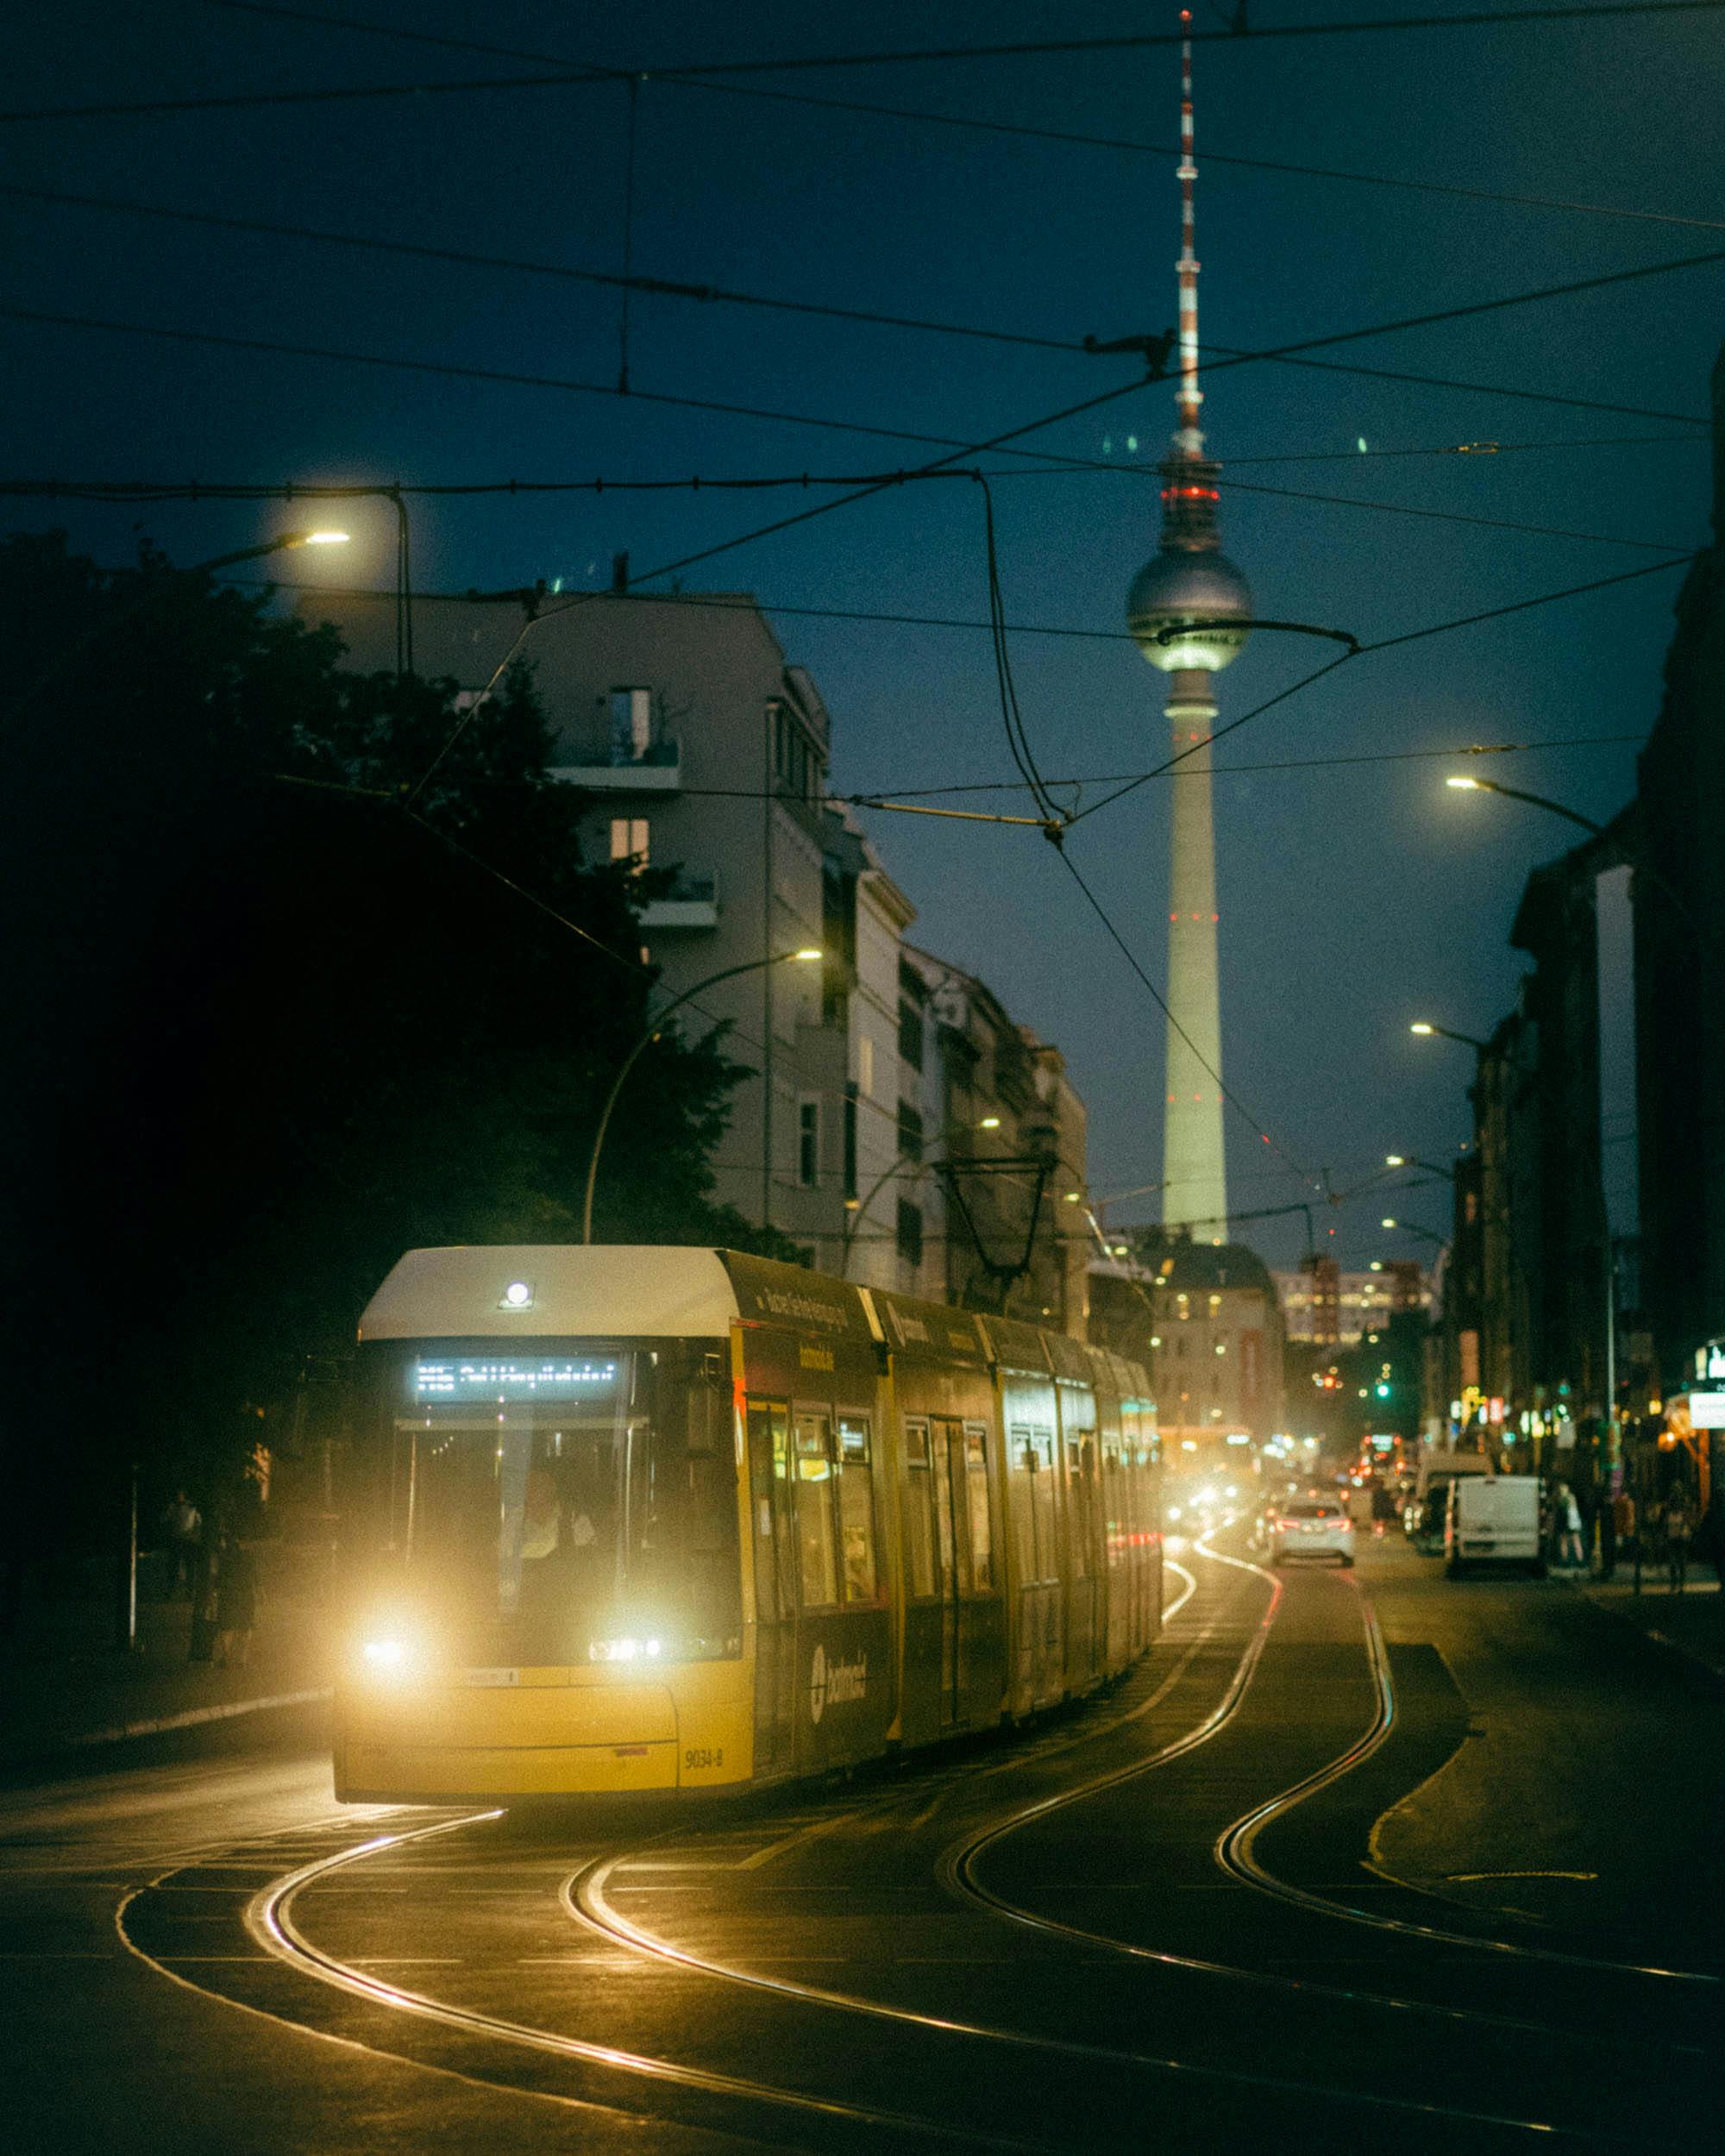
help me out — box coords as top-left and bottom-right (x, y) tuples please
(301, 586), (1088, 1313)
(1091, 1236), (1283, 1454)
(1274, 1258), (1430, 1347)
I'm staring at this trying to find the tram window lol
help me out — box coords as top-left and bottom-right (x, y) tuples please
(1066, 1438), (1093, 1580)
(1103, 1444), (1124, 1568)
(837, 1415), (878, 1602)
(1010, 1425), (1036, 1592)
(389, 1346), (742, 1662)
(902, 1419), (936, 1598)
(964, 1426), (994, 1591)
(794, 1412), (839, 1608)
(1029, 1430), (1057, 1583)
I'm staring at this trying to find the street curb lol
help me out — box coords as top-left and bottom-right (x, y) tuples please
(1571, 1583), (1725, 1686)
(63, 1687), (331, 1748)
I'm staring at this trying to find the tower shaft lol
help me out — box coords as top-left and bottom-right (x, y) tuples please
(1162, 670), (1226, 1232)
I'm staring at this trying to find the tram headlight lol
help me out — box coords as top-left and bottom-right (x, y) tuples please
(589, 1636), (665, 1664)
(358, 1633), (422, 1679)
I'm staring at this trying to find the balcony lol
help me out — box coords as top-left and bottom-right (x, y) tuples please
(639, 869), (718, 931)
(550, 736), (682, 794)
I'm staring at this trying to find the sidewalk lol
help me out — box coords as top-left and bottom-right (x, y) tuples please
(0, 1541), (335, 1771)
(1576, 1567), (1725, 1683)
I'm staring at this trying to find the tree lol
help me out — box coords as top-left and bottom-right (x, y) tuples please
(0, 532), (773, 1564)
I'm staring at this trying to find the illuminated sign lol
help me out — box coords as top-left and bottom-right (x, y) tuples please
(1690, 1391), (1725, 1429)
(412, 1357), (619, 1401)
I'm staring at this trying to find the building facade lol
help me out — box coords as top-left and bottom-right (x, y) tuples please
(1274, 1258), (1431, 1347)
(302, 586), (1088, 1313)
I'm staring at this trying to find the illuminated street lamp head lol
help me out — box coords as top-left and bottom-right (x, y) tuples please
(789, 947), (823, 962)
(1385, 1154), (1406, 1167)
(979, 1115), (1002, 1130)
(285, 530), (350, 548)
(1381, 1218), (1398, 1231)
(1409, 1023), (1435, 1037)
(1446, 774), (1483, 791)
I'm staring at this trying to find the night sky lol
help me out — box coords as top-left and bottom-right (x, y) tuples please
(5, 0), (1721, 1268)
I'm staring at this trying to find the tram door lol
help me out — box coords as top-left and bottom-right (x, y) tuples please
(932, 1418), (966, 1729)
(747, 1402), (797, 1779)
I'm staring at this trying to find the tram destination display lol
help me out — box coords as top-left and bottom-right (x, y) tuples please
(411, 1356), (620, 1402)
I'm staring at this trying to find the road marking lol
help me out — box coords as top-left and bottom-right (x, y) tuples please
(1446, 1871), (1598, 1883)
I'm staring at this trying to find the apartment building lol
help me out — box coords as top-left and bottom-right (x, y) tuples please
(301, 584), (1086, 1314)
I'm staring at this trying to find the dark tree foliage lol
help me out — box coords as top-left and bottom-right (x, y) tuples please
(0, 532), (776, 1553)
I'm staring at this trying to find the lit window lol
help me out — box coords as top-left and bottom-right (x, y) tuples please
(857, 1033), (875, 1098)
(609, 817), (649, 866)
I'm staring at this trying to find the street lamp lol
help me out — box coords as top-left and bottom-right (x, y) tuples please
(581, 948), (822, 1243)
(7, 527), (352, 731)
(839, 1112), (1010, 1278)
(1446, 773), (1712, 955)
(1409, 1019), (1487, 1051)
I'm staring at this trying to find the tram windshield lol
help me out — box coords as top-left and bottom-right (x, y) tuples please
(378, 1344), (740, 1664)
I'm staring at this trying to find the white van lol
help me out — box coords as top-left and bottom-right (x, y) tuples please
(1445, 1475), (1542, 1576)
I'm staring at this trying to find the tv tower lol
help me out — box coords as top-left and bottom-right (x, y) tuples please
(1126, 9), (1252, 1243)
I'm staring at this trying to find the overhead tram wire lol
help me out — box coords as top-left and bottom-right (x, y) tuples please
(7, 185), (1714, 438)
(16, 0), (1712, 123)
(1063, 553), (1690, 830)
(6, 225), (1708, 431)
(398, 359), (1172, 804)
(2, 463), (1693, 559)
(196, 0), (1725, 239)
(651, 3), (1725, 73)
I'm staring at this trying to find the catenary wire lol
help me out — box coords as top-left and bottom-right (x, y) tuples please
(15, 1), (1716, 123)
(4, 179), (1716, 433)
(191, 1), (1725, 238)
(1053, 843), (1315, 1183)
(652, 3), (1725, 75)
(0, 462), (1695, 556)
(1063, 555), (1688, 829)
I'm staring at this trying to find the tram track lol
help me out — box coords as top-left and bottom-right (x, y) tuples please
(113, 1532), (1696, 2151)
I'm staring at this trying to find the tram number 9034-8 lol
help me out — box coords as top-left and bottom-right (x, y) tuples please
(684, 1747), (724, 1772)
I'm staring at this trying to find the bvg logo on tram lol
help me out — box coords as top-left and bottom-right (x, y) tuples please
(809, 1642), (868, 1724)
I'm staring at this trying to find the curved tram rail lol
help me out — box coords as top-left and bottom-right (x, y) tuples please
(116, 1530), (1700, 2152)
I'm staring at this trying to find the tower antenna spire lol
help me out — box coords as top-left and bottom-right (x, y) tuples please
(1176, 9), (1203, 453)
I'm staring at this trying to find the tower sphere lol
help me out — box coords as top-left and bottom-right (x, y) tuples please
(1126, 548), (1253, 674)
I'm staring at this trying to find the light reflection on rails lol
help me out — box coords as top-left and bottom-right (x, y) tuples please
(1214, 1583), (1721, 1986)
(568, 1533), (1598, 2142)
(118, 1529), (1669, 2151)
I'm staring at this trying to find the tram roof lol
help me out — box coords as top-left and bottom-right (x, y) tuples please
(358, 1245), (743, 1342)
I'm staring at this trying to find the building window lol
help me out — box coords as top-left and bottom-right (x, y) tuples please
(798, 1099), (820, 1188)
(899, 999), (925, 1070)
(856, 1032), (875, 1099)
(896, 1199), (924, 1268)
(609, 817), (649, 866)
(897, 1100), (924, 1164)
(609, 686), (652, 764)
(843, 1084), (857, 1200)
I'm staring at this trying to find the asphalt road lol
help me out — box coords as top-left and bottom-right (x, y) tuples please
(4, 1529), (1719, 2154)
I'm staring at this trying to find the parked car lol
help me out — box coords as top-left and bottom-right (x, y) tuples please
(1269, 1498), (1355, 1567)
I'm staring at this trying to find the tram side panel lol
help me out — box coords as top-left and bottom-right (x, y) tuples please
(732, 1307), (895, 1783)
(868, 1290), (1007, 1747)
(1054, 1363), (1106, 1696)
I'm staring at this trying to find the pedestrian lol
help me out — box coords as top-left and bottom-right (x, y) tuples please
(160, 1489), (202, 1598)
(213, 1530), (258, 1667)
(1371, 1481), (1397, 1539)
(1562, 1483), (1585, 1569)
(1662, 1488), (1694, 1594)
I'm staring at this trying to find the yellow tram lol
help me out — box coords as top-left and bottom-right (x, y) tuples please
(334, 1246), (1161, 1802)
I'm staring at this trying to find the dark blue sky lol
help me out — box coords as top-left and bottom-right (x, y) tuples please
(4, 1), (1721, 1266)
